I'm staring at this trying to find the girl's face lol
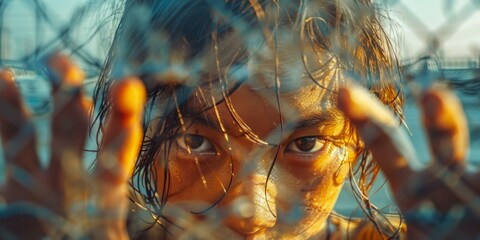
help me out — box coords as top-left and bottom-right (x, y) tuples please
(155, 75), (357, 239)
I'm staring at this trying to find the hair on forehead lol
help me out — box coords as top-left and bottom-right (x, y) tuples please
(118, 0), (400, 91)
(121, 0), (266, 60)
(93, 1), (404, 237)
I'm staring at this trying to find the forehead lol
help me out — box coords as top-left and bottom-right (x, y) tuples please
(190, 72), (344, 141)
(169, 21), (345, 138)
(195, 31), (340, 105)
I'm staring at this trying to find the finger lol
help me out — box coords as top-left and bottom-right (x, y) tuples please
(95, 77), (146, 186)
(47, 54), (90, 181)
(338, 82), (415, 191)
(0, 69), (40, 172)
(48, 53), (84, 92)
(421, 87), (468, 167)
(464, 171), (480, 194)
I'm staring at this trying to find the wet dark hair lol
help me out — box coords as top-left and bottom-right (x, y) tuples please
(93, 0), (404, 238)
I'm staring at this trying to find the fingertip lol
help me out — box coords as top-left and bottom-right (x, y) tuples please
(338, 86), (367, 121)
(421, 89), (459, 130)
(421, 87), (468, 165)
(0, 69), (22, 106)
(0, 69), (15, 83)
(48, 53), (85, 87)
(111, 77), (147, 117)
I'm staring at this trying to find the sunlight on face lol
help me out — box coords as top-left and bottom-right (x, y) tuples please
(156, 74), (357, 239)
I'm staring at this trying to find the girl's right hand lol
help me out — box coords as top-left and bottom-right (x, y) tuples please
(0, 54), (146, 239)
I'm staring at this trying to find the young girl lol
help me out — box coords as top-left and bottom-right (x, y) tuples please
(0, 0), (478, 239)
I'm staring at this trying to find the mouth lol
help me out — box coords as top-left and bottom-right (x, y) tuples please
(242, 229), (268, 240)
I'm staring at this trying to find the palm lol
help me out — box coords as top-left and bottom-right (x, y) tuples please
(339, 83), (480, 238)
(0, 55), (145, 239)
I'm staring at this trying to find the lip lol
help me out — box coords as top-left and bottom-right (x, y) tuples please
(226, 217), (268, 235)
(243, 229), (268, 240)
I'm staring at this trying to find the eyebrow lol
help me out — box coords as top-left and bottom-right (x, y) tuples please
(185, 108), (343, 134)
(186, 113), (232, 133)
(291, 109), (345, 129)
(283, 110), (344, 131)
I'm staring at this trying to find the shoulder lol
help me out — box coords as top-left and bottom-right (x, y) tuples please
(328, 212), (407, 240)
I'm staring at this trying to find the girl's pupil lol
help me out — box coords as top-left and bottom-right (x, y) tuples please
(185, 134), (204, 149)
(295, 137), (316, 151)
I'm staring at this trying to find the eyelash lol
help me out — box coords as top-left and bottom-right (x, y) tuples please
(176, 134), (216, 154)
(285, 136), (326, 154)
(176, 134), (327, 157)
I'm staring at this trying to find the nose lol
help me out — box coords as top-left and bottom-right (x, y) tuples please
(221, 174), (277, 235)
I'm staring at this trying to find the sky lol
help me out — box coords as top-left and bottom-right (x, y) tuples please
(390, 0), (480, 58)
(2, 0), (480, 60)
(2, 0), (114, 61)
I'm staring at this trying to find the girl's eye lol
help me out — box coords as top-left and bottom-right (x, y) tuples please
(176, 134), (215, 153)
(286, 136), (325, 153)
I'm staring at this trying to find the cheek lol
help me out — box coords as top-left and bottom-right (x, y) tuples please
(279, 146), (351, 189)
(272, 164), (345, 234)
(275, 146), (353, 215)
(155, 153), (233, 206)
(275, 162), (344, 207)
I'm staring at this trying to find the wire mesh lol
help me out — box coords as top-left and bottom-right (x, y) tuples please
(0, 0), (479, 239)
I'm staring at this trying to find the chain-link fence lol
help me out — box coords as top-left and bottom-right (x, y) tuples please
(0, 0), (479, 238)
(389, 0), (480, 163)
(1, 0), (478, 143)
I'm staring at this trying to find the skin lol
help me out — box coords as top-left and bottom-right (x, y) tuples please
(338, 83), (480, 238)
(0, 55), (146, 239)
(0, 53), (479, 239)
(159, 81), (356, 239)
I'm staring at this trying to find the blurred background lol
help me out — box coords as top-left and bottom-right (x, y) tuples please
(0, 0), (479, 217)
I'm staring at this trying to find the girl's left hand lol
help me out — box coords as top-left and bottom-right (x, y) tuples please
(338, 83), (480, 239)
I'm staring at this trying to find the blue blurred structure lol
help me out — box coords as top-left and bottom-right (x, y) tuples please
(0, 0), (479, 221)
